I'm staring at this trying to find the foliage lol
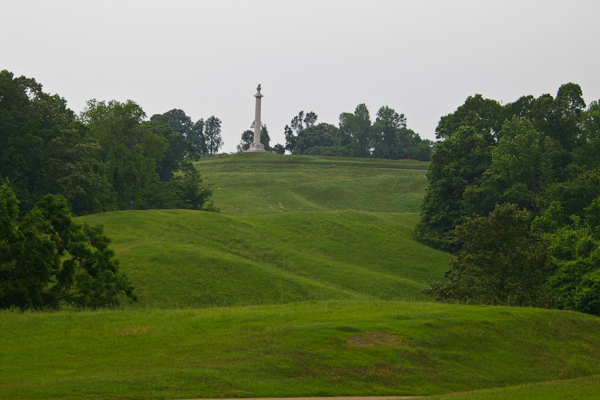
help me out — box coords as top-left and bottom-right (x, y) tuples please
(463, 117), (559, 216)
(288, 123), (338, 154)
(284, 110), (318, 152)
(204, 116), (223, 155)
(339, 103), (372, 157)
(415, 126), (492, 252)
(0, 70), (114, 215)
(418, 82), (600, 314)
(282, 105), (432, 160)
(0, 185), (135, 309)
(0, 71), (216, 215)
(424, 203), (553, 307)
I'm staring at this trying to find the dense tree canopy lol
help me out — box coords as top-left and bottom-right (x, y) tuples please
(0, 70), (216, 216)
(283, 105), (432, 159)
(419, 82), (600, 315)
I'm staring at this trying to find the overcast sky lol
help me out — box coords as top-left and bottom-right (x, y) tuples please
(2, 1), (600, 153)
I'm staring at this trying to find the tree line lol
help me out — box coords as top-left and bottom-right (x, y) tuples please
(416, 83), (600, 315)
(0, 70), (219, 217)
(237, 105), (433, 160)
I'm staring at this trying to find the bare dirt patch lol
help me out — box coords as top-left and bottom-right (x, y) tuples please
(347, 332), (403, 347)
(115, 326), (149, 336)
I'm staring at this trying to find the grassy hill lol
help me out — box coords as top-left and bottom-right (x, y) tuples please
(79, 153), (446, 308)
(3, 302), (600, 399)
(81, 209), (450, 308)
(4, 153), (598, 399)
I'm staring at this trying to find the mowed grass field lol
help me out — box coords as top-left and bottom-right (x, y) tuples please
(3, 302), (600, 400)
(3, 153), (600, 399)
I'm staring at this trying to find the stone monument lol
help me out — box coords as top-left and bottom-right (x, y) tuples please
(245, 84), (268, 152)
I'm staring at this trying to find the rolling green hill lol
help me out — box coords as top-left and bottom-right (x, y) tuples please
(79, 153), (446, 308)
(5, 153), (597, 399)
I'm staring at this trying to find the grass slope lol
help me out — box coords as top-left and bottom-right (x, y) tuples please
(196, 153), (429, 215)
(2, 301), (600, 400)
(429, 375), (600, 400)
(80, 209), (450, 308)
(77, 153), (445, 308)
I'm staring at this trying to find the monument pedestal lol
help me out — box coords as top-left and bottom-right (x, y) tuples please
(246, 142), (267, 152)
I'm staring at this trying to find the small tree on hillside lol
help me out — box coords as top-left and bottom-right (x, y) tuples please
(423, 203), (554, 307)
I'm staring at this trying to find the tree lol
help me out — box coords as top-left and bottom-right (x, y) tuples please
(204, 116), (223, 155)
(423, 203), (554, 307)
(463, 117), (559, 217)
(371, 106), (406, 159)
(81, 99), (169, 209)
(0, 70), (113, 215)
(435, 94), (503, 141)
(272, 144), (285, 155)
(339, 104), (372, 157)
(284, 111), (318, 152)
(150, 109), (193, 135)
(415, 126), (492, 252)
(188, 118), (209, 156)
(0, 185), (136, 309)
(288, 123), (338, 155)
(371, 106), (432, 161)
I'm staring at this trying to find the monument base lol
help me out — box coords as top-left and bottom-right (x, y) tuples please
(245, 143), (268, 153)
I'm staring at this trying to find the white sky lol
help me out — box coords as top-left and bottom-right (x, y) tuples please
(2, 0), (599, 153)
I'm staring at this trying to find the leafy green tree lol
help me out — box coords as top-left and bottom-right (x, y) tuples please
(272, 144), (285, 155)
(284, 111), (318, 152)
(415, 126), (492, 252)
(188, 118), (209, 156)
(0, 70), (113, 215)
(150, 109), (193, 135)
(204, 116), (223, 155)
(288, 123), (338, 155)
(463, 117), (559, 216)
(371, 106), (432, 161)
(546, 223), (600, 315)
(435, 94), (503, 141)
(339, 104), (372, 157)
(81, 99), (169, 208)
(423, 203), (554, 307)
(0, 185), (136, 309)
(371, 106), (406, 159)
(574, 101), (600, 169)
(539, 168), (600, 220)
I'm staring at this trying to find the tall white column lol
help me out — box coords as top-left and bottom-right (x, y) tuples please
(254, 85), (263, 144)
(246, 84), (267, 152)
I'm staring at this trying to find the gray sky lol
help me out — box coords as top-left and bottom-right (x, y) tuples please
(2, 0), (599, 153)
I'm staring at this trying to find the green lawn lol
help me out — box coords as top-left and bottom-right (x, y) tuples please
(80, 209), (450, 308)
(4, 153), (598, 399)
(77, 153), (445, 309)
(429, 374), (600, 399)
(196, 153), (429, 215)
(2, 301), (600, 400)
